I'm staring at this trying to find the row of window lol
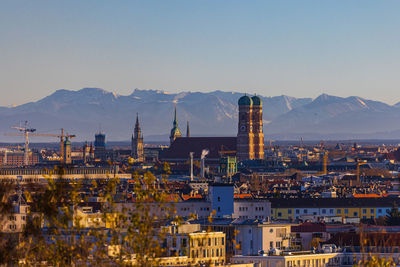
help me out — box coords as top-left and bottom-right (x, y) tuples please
(238, 206), (265, 212)
(190, 237), (225, 247)
(277, 208), (393, 217)
(191, 248), (224, 258)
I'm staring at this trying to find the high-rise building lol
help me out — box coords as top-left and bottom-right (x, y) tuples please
(169, 105), (182, 145)
(131, 113), (144, 162)
(94, 132), (106, 160)
(236, 95), (264, 161)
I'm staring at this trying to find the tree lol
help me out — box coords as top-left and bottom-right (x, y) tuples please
(0, 165), (178, 266)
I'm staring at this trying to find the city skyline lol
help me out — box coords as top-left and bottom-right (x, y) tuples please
(1, 1), (400, 106)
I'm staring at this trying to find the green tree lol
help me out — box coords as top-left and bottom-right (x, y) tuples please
(0, 165), (178, 266)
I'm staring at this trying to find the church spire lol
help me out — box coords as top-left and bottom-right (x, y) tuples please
(134, 113), (141, 139)
(135, 113), (139, 127)
(132, 113), (144, 162)
(173, 104), (178, 127)
(169, 103), (182, 145)
(186, 121), (190, 137)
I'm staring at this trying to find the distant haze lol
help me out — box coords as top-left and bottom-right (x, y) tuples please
(1, 1), (400, 106)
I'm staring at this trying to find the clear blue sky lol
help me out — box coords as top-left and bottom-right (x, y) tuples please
(1, 0), (400, 106)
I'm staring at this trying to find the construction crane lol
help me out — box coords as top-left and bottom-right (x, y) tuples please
(4, 121), (36, 166)
(5, 122), (76, 165)
(26, 128), (76, 164)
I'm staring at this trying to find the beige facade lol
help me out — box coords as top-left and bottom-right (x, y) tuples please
(163, 224), (226, 266)
(234, 223), (293, 256)
(0, 204), (42, 233)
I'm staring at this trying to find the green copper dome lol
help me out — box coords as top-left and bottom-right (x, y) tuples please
(238, 95), (253, 106)
(251, 95), (262, 106)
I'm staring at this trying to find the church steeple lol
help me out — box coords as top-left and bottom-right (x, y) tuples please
(134, 113), (142, 139)
(186, 121), (190, 137)
(169, 104), (182, 145)
(173, 105), (178, 127)
(131, 113), (144, 162)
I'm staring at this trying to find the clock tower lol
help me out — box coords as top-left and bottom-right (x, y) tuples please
(237, 95), (255, 161)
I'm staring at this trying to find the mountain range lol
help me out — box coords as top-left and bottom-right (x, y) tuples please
(1, 88), (400, 142)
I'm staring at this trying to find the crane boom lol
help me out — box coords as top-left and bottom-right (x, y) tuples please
(4, 123), (76, 165)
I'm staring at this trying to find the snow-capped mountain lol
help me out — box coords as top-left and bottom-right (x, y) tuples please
(1, 88), (400, 141)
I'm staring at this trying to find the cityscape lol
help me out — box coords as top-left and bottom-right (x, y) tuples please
(1, 94), (400, 266)
(2, 1), (400, 266)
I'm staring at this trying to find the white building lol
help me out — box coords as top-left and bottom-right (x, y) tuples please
(234, 221), (293, 256)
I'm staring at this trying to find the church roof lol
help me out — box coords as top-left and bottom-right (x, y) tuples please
(238, 95), (253, 106)
(251, 95), (262, 106)
(162, 137), (237, 160)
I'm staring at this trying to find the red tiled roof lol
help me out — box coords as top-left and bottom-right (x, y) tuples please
(234, 194), (253, 199)
(182, 194), (204, 201)
(353, 193), (381, 198)
(162, 137), (237, 160)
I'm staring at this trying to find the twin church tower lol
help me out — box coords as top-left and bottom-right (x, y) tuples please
(131, 94), (264, 162)
(237, 95), (264, 161)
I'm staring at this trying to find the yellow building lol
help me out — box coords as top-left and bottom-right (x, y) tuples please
(232, 252), (342, 267)
(189, 231), (226, 266)
(163, 223), (226, 266)
(271, 198), (397, 221)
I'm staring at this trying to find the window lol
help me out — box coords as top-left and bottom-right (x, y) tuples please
(322, 209), (326, 214)
(354, 212), (358, 216)
(337, 209), (341, 214)
(296, 210), (299, 214)
(221, 237), (224, 245)
(270, 241), (273, 248)
(344, 209), (348, 214)
(217, 197), (221, 202)
(218, 207), (221, 212)
(362, 209), (366, 214)
(303, 209), (307, 214)
(370, 209), (374, 213)
(378, 209), (382, 213)
(330, 209), (334, 214)
(278, 212), (282, 217)
(288, 209), (292, 214)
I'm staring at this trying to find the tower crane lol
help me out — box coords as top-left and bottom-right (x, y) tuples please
(4, 121), (36, 166)
(5, 122), (76, 165)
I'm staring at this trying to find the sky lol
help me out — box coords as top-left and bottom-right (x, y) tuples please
(1, 0), (400, 106)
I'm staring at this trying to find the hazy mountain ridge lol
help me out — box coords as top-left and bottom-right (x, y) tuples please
(0, 88), (399, 141)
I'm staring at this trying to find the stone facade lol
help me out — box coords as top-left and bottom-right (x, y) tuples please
(131, 113), (144, 162)
(237, 95), (264, 161)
